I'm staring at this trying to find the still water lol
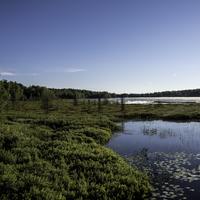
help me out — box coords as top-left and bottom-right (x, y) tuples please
(107, 121), (200, 200)
(111, 97), (200, 104)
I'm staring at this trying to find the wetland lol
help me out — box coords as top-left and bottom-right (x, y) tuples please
(107, 120), (200, 200)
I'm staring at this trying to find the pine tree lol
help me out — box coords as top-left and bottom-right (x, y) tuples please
(0, 83), (9, 112)
(41, 88), (54, 113)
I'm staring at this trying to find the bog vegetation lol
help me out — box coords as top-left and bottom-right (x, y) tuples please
(2, 80), (200, 199)
(0, 81), (152, 200)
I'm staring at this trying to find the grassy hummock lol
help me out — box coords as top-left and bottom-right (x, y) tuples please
(0, 100), (152, 200)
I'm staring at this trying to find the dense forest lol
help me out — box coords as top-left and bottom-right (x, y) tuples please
(1, 80), (200, 103)
(128, 89), (200, 97)
(0, 80), (117, 101)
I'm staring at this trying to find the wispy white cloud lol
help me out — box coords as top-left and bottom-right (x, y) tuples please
(0, 72), (39, 76)
(0, 72), (16, 76)
(45, 67), (86, 73)
(64, 68), (86, 73)
(20, 73), (39, 76)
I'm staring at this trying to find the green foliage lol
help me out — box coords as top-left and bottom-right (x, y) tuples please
(8, 82), (23, 103)
(0, 102), (152, 200)
(73, 93), (79, 106)
(3, 79), (200, 106)
(4, 81), (200, 200)
(0, 83), (9, 111)
(41, 88), (54, 113)
(0, 80), (117, 101)
(77, 127), (111, 144)
(98, 97), (102, 113)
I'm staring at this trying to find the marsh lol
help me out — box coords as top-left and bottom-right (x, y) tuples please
(107, 120), (200, 200)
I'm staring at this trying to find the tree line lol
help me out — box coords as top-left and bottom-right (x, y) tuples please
(1, 80), (200, 106)
(0, 80), (117, 102)
(0, 80), (127, 114)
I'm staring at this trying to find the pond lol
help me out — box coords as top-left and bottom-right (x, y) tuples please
(107, 120), (200, 200)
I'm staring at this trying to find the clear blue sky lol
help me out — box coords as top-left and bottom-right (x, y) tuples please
(0, 0), (200, 93)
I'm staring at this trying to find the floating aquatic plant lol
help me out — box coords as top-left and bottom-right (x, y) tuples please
(127, 151), (200, 200)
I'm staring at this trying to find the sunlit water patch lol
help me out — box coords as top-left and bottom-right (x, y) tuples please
(107, 121), (200, 200)
(109, 97), (200, 104)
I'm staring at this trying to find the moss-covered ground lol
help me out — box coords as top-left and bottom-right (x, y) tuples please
(0, 100), (154, 200)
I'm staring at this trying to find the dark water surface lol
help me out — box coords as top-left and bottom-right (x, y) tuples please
(107, 121), (200, 200)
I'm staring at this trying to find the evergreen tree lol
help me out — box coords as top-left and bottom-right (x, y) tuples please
(121, 95), (125, 112)
(41, 88), (54, 113)
(98, 97), (102, 113)
(73, 93), (79, 106)
(8, 82), (23, 108)
(0, 83), (9, 111)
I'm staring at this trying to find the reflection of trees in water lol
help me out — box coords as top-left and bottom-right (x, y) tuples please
(121, 121), (125, 131)
(143, 127), (158, 136)
(141, 125), (200, 152)
(142, 126), (175, 138)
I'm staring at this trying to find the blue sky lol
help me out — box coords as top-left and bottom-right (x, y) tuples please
(0, 0), (200, 93)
